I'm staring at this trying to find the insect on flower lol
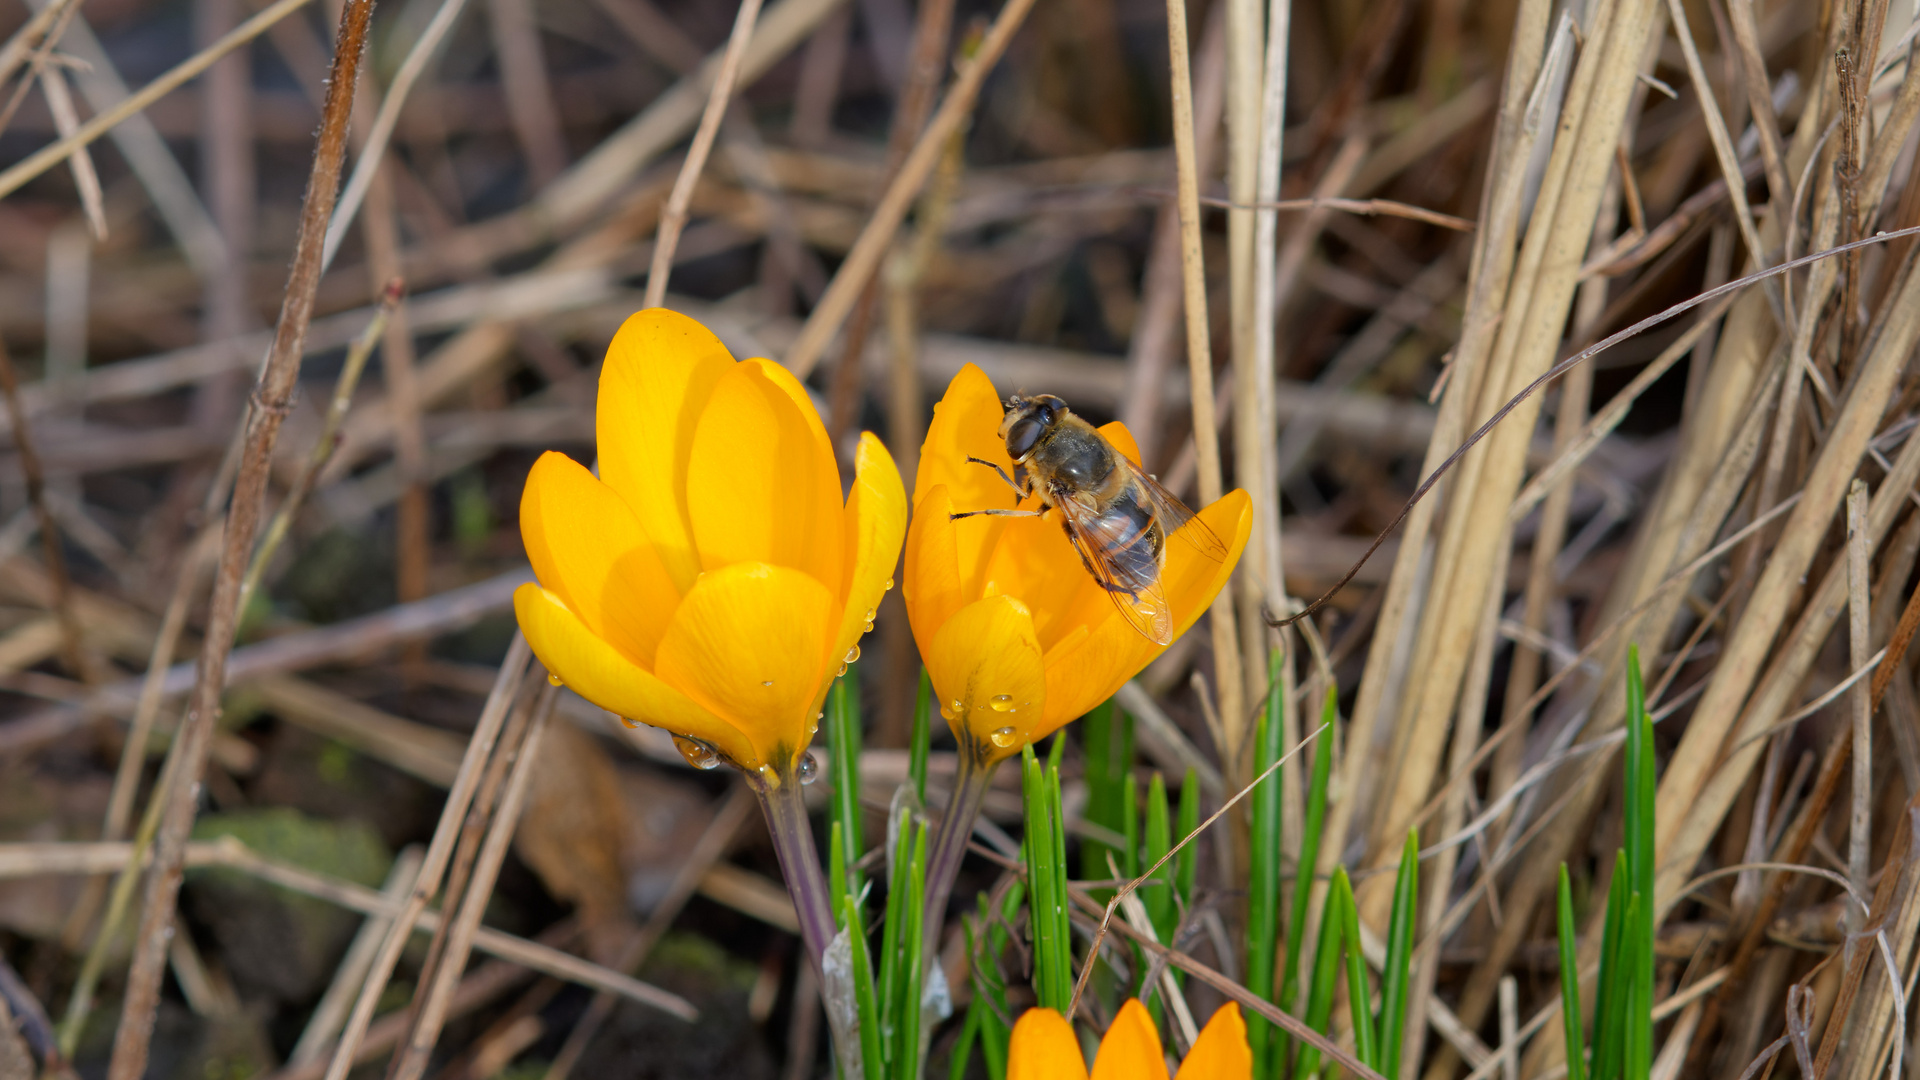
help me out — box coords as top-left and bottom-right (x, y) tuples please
(950, 393), (1227, 646)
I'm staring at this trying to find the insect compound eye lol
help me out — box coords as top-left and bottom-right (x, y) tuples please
(1006, 416), (1044, 459)
(1035, 403), (1056, 427)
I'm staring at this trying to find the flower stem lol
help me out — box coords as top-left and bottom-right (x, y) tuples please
(922, 740), (998, 957)
(755, 774), (838, 975)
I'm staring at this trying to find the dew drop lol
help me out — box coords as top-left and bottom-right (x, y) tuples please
(989, 726), (1018, 749)
(884, 577), (895, 590)
(864, 608), (876, 622)
(988, 694), (1014, 713)
(837, 663), (848, 676)
(761, 680), (774, 687)
(547, 673), (563, 687)
(845, 645), (861, 664)
(796, 752), (820, 785)
(864, 620), (875, 632)
(672, 735), (721, 770)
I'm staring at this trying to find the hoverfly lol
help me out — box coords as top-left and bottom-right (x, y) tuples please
(949, 394), (1227, 646)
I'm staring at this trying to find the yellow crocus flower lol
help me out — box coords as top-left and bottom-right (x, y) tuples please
(1009, 1000), (1252, 1080)
(514, 308), (907, 786)
(904, 363), (1249, 765)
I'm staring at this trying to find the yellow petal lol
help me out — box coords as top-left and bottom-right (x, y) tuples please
(1009, 1008), (1088, 1080)
(827, 432), (908, 700)
(1092, 1000), (1169, 1080)
(904, 485), (969, 679)
(514, 584), (754, 767)
(927, 594), (1046, 759)
(652, 562), (834, 771)
(1175, 1004), (1250, 1080)
(919, 364), (1021, 598)
(1036, 490), (1251, 738)
(595, 309), (737, 592)
(687, 360), (845, 597)
(520, 451), (679, 666)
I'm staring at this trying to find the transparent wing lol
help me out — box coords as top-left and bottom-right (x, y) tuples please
(1056, 493), (1176, 646)
(1114, 455), (1228, 562)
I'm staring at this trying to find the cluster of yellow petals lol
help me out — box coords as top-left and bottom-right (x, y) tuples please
(1009, 1001), (1251, 1080)
(905, 364), (1250, 761)
(513, 309), (907, 780)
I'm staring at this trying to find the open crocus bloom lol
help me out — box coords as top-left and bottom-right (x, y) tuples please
(904, 364), (1249, 763)
(514, 309), (907, 786)
(1009, 1000), (1251, 1080)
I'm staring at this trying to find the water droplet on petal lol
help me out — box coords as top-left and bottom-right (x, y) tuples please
(884, 577), (894, 590)
(864, 609), (875, 623)
(845, 645), (861, 664)
(989, 726), (1018, 749)
(949, 700), (963, 717)
(797, 752), (820, 785)
(547, 673), (563, 687)
(837, 663), (848, 676)
(989, 694), (1014, 712)
(864, 621), (875, 632)
(761, 680), (774, 687)
(673, 735), (721, 770)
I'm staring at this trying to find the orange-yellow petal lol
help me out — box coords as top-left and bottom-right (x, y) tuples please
(595, 309), (736, 592)
(515, 584), (754, 767)
(520, 451), (679, 666)
(1036, 490), (1251, 737)
(686, 360), (845, 597)
(918, 364), (1022, 597)
(1092, 1000), (1169, 1080)
(1096, 421), (1143, 467)
(927, 594), (1046, 758)
(904, 485), (969, 677)
(652, 561), (834, 771)
(1175, 1004), (1250, 1080)
(1009, 1008), (1088, 1080)
(827, 432), (908, 700)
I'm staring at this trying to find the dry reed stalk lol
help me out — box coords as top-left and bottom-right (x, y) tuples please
(779, 0), (1040, 379)
(1160, 0), (1246, 766)
(542, 786), (757, 1080)
(1363, 0), (1662, 934)
(320, 636), (532, 1080)
(1120, 9), (1226, 468)
(0, 0), (323, 202)
(1847, 479), (1873, 934)
(0, 335), (87, 681)
(387, 688), (558, 1080)
(642, 0), (766, 309)
(824, 0), (954, 447)
(105, 0), (375, 1070)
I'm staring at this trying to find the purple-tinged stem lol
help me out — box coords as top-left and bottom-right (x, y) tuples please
(754, 771), (839, 977)
(922, 738), (1000, 957)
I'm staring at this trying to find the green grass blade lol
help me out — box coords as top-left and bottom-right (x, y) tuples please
(1022, 745), (1072, 1012)
(877, 801), (916, 1061)
(845, 893), (886, 1080)
(1378, 829), (1418, 1079)
(911, 667), (932, 806)
(1622, 891), (1650, 1080)
(1144, 771), (1175, 942)
(1297, 866), (1348, 1079)
(1334, 867), (1376, 1070)
(1046, 738), (1072, 1004)
(1121, 773), (1141, 880)
(829, 674), (865, 903)
(1557, 864), (1586, 1080)
(1248, 647), (1287, 1078)
(1590, 851), (1629, 1080)
(896, 821), (929, 1075)
(1176, 766), (1199, 906)
(830, 821), (848, 929)
(1280, 687), (1338, 1070)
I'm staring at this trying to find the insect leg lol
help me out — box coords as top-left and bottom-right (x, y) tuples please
(950, 508), (1046, 521)
(965, 456), (1029, 498)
